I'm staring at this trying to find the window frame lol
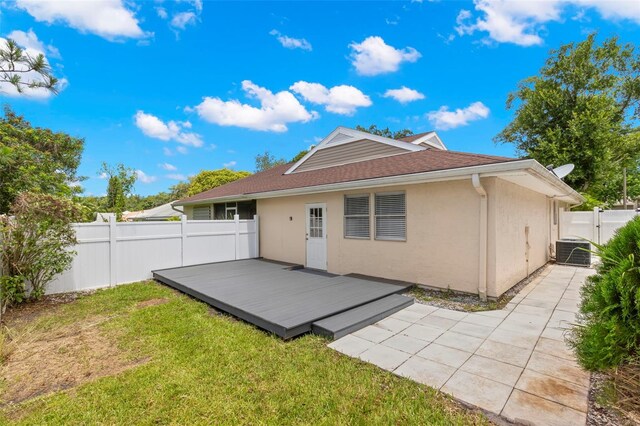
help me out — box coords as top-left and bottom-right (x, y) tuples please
(374, 191), (407, 242)
(343, 194), (371, 239)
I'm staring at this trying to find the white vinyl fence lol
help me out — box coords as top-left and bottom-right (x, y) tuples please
(559, 207), (638, 245)
(47, 215), (259, 294)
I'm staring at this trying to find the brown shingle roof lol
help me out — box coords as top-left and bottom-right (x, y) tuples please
(176, 149), (516, 204)
(397, 132), (434, 143)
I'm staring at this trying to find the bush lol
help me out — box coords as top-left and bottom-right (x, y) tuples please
(0, 192), (82, 301)
(571, 216), (640, 371)
(0, 275), (26, 315)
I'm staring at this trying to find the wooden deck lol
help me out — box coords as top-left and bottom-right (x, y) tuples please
(153, 259), (410, 339)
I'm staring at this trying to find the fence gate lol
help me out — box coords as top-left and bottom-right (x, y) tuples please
(559, 207), (638, 245)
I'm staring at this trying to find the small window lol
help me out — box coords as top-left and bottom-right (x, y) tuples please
(344, 195), (370, 239)
(225, 202), (237, 219)
(192, 205), (211, 220)
(375, 192), (406, 241)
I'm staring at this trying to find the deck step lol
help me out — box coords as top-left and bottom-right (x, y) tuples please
(311, 294), (414, 340)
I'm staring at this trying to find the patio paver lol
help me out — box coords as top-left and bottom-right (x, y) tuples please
(328, 264), (595, 425)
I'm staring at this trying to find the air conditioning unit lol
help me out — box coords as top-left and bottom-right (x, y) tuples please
(556, 239), (591, 266)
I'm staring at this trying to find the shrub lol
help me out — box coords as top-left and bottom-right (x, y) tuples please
(0, 275), (26, 315)
(571, 216), (640, 371)
(0, 192), (82, 301)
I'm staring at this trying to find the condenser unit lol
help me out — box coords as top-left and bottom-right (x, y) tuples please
(556, 239), (591, 266)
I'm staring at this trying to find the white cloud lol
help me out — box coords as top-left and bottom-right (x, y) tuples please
(290, 81), (372, 115)
(383, 86), (425, 104)
(269, 30), (312, 51)
(0, 30), (66, 99)
(134, 111), (203, 147)
(223, 161), (237, 168)
(135, 170), (157, 184)
(456, 0), (640, 47)
(349, 36), (421, 76)
(15, 0), (149, 40)
(159, 162), (177, 171)
(166, 173), (187, 181)
(171, 11), (197, 30)
(427, 101), (490, 130)
(98, 172), (108, 179)
(156, 7), (168, 19)
(8, 28), (61, 58)
(192, 80), (318, 132)
(163, 147), (174, 156)
(176, 146), (188, 154)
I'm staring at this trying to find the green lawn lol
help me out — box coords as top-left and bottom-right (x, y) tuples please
(0, 282), (488, 425)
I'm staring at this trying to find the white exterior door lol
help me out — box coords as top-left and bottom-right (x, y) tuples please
(305, 203), (327, 270)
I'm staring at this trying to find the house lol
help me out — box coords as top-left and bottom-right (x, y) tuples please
(123, 201), (182, 221)
(173, 127), (583, 300)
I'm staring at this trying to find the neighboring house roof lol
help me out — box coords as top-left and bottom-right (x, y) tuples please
(125, 201), (182, 221)
(397, 132), (432, 143)
(94, 212), (116, 222)
(175, 126), (584, 206)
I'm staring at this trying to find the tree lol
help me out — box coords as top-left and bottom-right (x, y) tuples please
(0, 193), (82, 305)
(355, 124), (414, 140)
(291, 148), (311, 163)
(100, 163), (137, 219)
(1, 38), (60, 95)
(0, 107), (84, 214)
(187, 169), (251, 196)
(255, 151), (286, 172)
(496, 34), (640, 204)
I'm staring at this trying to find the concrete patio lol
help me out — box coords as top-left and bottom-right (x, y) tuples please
(328, 264), (594, 425)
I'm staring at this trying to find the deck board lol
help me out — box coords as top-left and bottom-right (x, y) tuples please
(153, 259), (410, 339)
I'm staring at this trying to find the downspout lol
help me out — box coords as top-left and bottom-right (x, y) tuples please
(471, 174), (488, 301)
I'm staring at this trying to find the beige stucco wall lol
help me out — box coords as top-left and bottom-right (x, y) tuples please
(486, 178), (553, 297)
(184, 177), (561, 298)
(257, 180), (482, 294)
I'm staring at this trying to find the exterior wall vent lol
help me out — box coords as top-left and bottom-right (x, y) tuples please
(556, 239), (591, 266)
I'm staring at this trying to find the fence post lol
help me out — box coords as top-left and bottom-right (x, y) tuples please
(593, 207), (600, 245)
(181, 215), (187, 266)
(254, 215), (260, 258)
(109, 215), (116, 286)
(234, 214), (240, 260)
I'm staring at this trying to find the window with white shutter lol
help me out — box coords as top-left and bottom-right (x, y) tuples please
(375, 192), (406, 241)
(344, 194), (370, 239)
(192, 205), (211, 220)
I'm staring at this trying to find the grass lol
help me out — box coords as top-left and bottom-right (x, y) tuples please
(0, 281), (489, 425)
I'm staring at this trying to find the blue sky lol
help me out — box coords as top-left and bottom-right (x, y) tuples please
(1, 0), (639, 196)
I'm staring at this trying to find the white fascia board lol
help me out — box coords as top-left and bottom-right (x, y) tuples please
(410, 132), (447, 150)
(284, 126), (424, 175)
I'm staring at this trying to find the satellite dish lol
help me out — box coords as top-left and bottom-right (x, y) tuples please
(552, 164), (575, 180)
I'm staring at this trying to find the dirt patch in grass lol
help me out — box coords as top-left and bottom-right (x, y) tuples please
(0, 315), (147, 407)
(1, 292), (90, 326)
(411, 263), (550, 312)
(136, 298), (169, 308)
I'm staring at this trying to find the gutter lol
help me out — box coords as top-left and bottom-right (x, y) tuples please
(471, 174), (488, 301)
